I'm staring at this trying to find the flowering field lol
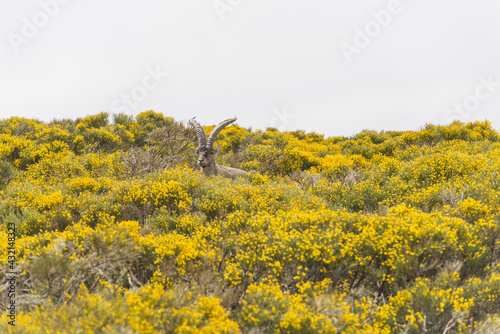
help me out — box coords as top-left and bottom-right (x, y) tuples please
(0, 112), (499, 333)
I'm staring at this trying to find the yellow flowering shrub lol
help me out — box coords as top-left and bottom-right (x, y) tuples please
(376, 272), (476, 333)
(119, 177), (192, 224)
(35, 125), (71, 144)
(5, 283), (238, 334)
(240, 280), (335, 333)
(126, 283), (239, 334)
(213, 124), (251, 152)
(1, 114), (500, 333)
(22, 151), (86, 184)
(314, 154), (355, 185)
(242, 132), (319, 175)
(67, 177), (115, 194)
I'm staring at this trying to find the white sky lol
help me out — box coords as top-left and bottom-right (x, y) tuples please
(1, 0), (500, 137)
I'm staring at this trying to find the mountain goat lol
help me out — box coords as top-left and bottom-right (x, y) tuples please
(188, 117), (247, 179)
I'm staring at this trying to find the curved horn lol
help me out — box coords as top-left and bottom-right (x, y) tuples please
(207, 117), (237, 148)
(188, 117), (207, 147)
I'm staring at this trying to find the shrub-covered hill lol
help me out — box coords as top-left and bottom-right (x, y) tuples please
(0, 111), (499, 333)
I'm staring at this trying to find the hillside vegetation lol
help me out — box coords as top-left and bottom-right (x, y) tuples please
(0, 111), (499, 333)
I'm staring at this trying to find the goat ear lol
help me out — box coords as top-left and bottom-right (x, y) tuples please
(214, 145), (221, 154)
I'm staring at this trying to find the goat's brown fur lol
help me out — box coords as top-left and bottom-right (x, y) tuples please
(189, 117), (248, 179)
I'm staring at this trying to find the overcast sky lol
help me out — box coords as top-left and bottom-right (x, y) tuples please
(1, 0), (500, 136)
